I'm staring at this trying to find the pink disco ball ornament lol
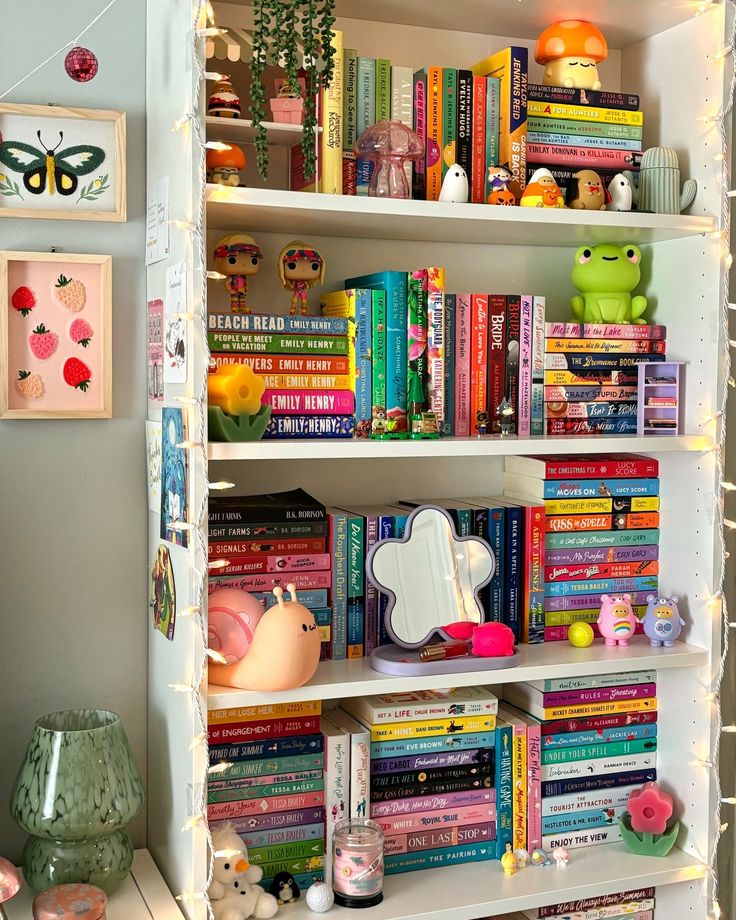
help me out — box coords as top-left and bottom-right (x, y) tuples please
(64, 46), (99, 83)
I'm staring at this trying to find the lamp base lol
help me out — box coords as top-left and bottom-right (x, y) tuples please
(22, 828), (134, 894)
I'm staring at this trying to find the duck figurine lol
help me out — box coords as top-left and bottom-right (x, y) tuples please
(501, 842), (519, 876)
(520, 168), (565, 208)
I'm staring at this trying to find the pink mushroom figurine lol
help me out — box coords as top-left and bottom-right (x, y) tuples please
(552, 847), (569, 867)
(0, 858), (22, 919)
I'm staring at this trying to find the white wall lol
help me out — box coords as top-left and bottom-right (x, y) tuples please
(0, 0), (147, 859)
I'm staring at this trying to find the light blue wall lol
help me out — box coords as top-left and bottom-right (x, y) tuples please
(0, 0), (147, 858)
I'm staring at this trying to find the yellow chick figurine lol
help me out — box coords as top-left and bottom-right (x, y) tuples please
(520, 168), (566, 209)
(501, 842), (519, 876)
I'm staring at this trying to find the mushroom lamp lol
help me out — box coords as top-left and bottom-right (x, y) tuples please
(0, 857), (22, 918)
(354, 120), (424, 198)
(206, 144), (247, 186)
(535, 20), (608, 90)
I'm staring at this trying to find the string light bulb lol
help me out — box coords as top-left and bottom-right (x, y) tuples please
(205, 71), (227, 80)
(198, 26), (228, 37)
(208, 559), (231, 570)
(715, 45), (734, 61)
(171, 115), (190, 132)
(206, 648), (228, 663)
(208, 762), (233, 775)
(189, 732), (207, 750)
(181, 814), (205, 833)
(209, 480), (236, 490)
(206, 270), (227, 280)
(205, 141), (233, 151)
(176, 891), (207, 904)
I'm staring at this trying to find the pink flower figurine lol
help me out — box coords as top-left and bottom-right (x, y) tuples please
(627, 782), (673, 835)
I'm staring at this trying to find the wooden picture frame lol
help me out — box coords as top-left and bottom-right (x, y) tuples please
(1, 251), (112, 418)
(0, 104), (126, 221)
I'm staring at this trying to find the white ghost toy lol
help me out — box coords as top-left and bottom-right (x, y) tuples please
(607, 173), (633, 211)
(439, 164), (469, 203)
(208, 825), (279, 920)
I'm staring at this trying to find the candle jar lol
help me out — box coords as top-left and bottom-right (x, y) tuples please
(332, 819), (384, 909)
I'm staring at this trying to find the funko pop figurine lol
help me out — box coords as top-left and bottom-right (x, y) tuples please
(206, 143), (246, 186)
(597, 593), (638, 647)
(642, 595), (685, 647)
(487, 166), (517, 205)
(213, 233), (263, 315)
(501, 842), (519, 876)
(278, 240), (325, 316)
(476, 410), (490, 436)
(496, 397), (515, 436)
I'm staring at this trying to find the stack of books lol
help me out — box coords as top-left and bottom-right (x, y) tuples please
(543, 323), (668, 437)
(526, 85), (643, 198)
(503, 670), (658, 853)
(341, 689), (500, 873)
(208, 488), (334, 658)
(504, 454), (660, 643)
(207, 701), (327, 894)
(207, 313), (356, 440)
(521, 887), (656, 920)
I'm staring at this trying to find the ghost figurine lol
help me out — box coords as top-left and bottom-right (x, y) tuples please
(439, 164), (469, 203)
(608, 173), (633, 211)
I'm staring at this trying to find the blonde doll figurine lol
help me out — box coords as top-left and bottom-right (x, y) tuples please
(278, 240), (325, 316)
(213, 233), (263, 314)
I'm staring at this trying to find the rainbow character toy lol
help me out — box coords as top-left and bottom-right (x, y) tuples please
(597, 593), (638, 647)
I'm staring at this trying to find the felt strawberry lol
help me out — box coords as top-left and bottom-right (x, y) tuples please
(63, 357), (92, 392)
(55, 275), (86, 312)
(28, 324), (58, 360)
(16, 370), (43, 399)
(69, 318), (93, 347)
(11, 286), (36, 317)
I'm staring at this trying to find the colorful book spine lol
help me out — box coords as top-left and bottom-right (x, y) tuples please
(520, 502), (545, 644)
(249, 839), (325, 865)
(528, 143), (641, 170)
(545, 386), (639, 403)
(487, 295), (507, 434)
(322, 718), (349, 877)
(502, 502), (522, 640)
(456, 70), (473, 183)
(542, 784), (639, 817)
(343, 153), (357, 194)
(505, 711), (527, 852)
(544, 724), (656, 750)
(542, 711), (658, 736)
(209, 353), (350, 375)
(391, 64), (414, 191)
(547, 338), (665, 355)
(527, 84), (641, 110)
(372, 749), (493, 773)
(470, 294), (489, 435)
(239, 823), (325, 848)
(353, 289), (372, 432)
(526, 718), (541, 851)
(487, 504), (505, 620)
(375, 58), (391, 121)
(426, 66), (443, 200)
(254, 854), (325, 878)
(528, 117), (643, 140)
(373, 803), (497, 834)
(371, 289), (387, 429)
(212, 806), (326, 834)
(585, 323), (666, 339)
(528, 100), (644, 126)
(255, 589), (329, 609)
(369, 714), (496, 741)
(208, 777), (324, 803)
(495, 721), (513, 858)
(484, 76), (500, 199)
(209, 539), (326, 560)
(427, 267), (446, 426)
(320, 29), (343, 194)
(516, 478), (659, 500)
(384, 823), (495, 855)
(348, 687), (497, 724)
(407, 269), (429, 417)
(542, 804), (626, 836)
(263, 390), (354, 415)
(263, 415), (355, 439)
(345, 511), (365, 658)
(505, 295), (521, 433)
(384, 842), (495, 874)
(545, 353), (665, 371)
(372, 777), (493, 802)
(471, 76), (487, 203)
(455, 294), (471, 436)
(330, 710), (370, 820)
(208, 314), (350, 336)
(356, 56), (375, 195)
(370, 789), (495, 818)
(209, 701), (321, 725)
(208, 791), (325, 820)
(256, 373), (353, 391)
(343, 48), (358, 150)
(209, 570), (332, 592)
(532, 670), (656, 693)
(542, 738), (656, 765)
(544, 589), (655, 611)
(541, 767), (656, 799)
(441, 68), (457, 181)
(545, 559), (658, 580)
(537, 698), (657, 722)
(544, 367), (638, 384)
(536, 889), (655, 920)
(531, 296), (546, 436)
(328, 508), (348, 660)
(528, 132), (642, 151)
(538, 684), (657, 706)
(372, 764), (492, 787)
(208, 332), (348, 355)
(541, 824), (622, 851)
(371, 731), (496, 759)
(364, 513), (379, 653)
(412, 71), (427, 200)
(211, 753), (324, 781)
(518, 295), (533, 437)
(544, 575), (659, 594)
(209, 520), (329, 542)
(444, 294), (456, 436)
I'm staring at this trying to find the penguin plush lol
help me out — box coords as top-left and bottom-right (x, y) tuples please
(607, 172), (633, 211)
(438, 163), (469, 202)
(269, 872), (300, 904)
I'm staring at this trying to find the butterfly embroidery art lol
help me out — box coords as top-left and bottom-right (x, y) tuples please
(0, 130), (105, 197)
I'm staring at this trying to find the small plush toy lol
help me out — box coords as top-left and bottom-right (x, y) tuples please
(520, 168), (565, 208)
(608, 173), (633, 211)
(571, 243), (648, 324)
(439, 163), (469, 202)
(501, 842), (518, 876)
(535, 21), (608, 90)
(566, 169), (607, 210)
(270, 872), (300, 904)
(486, 166), (517, 205)
(208, 826), (279, 920)
(278, 240), (325, 316)
(213, 234), (263, 315)
(642, 595), (685, 647)
(597, 594), (638, 647)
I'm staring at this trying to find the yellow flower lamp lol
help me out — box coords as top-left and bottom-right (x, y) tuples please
(207, 362), (272, 441)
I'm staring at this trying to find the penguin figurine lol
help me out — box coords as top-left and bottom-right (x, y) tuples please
(269, 872), (300, 904)
(607, 172), (633, 211)
(439, 163), (469, 203)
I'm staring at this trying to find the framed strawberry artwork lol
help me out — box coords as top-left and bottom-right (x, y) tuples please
(0, 250), (112, 418)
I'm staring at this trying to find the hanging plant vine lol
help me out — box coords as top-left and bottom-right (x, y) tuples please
(249, 0), (337, 182)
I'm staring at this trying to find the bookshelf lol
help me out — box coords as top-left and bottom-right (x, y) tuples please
(146, 1), (730, 918)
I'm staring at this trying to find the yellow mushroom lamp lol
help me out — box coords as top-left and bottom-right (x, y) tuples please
(207, 361), (272, 441)
(535, 21), (608, 91)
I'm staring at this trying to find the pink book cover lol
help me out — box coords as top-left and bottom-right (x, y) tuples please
(455, 294), (471, 436)
(531, 297), (546, 380)
(583, 323), (667, 340)
(427, 267), (446, 427)
(209, 715), (321, 743)
(147, 298), (164, 408)
(545, 622), (645, 641)
(487, 295), (507, 433)
(263, 389), (355, 415)
(543, 683), (657, 707)
(370, 789), (495, 817)
(208, 570), (332, 591)
(518, 295), (533, 436)
(545, 322), (581, 338)
(526, 721), (541, 851)
(413, 75), (427, 192)
(209, 770), (322, 789)
(470, 294), (488, 435)
(215, 553), (332, 576)
(364, 514), (379, 654)
(527, 143), (641, 169)
(208, 790), (325, 820)
(471, 76), (487, 203)
(373, 803), (497, 834)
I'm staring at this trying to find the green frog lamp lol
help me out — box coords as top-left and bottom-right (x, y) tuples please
(570, 243), (648, 325)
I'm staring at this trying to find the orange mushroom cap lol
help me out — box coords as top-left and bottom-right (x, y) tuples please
(535, 20), (608, 65)
(206, 144), (247, 170)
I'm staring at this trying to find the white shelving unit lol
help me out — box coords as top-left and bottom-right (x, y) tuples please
(146, 2), (730, 918)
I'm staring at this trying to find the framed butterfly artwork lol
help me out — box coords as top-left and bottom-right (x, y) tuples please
(0, 103), (125, 221)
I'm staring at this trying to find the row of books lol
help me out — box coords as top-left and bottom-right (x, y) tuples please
(543, 322), (668, 437)
(208, 700), (326, 893)
(504, 452), (660, 643)
(525, 83), (644, 197)
(504, 670), (658, 856)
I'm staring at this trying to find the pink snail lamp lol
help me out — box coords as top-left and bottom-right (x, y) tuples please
(208, 584), (321, 691)
(619, 782), (680, 856)
(278, 241), (325, 316)
(207, 362), (272, 442)
(207, 587), (265, 664)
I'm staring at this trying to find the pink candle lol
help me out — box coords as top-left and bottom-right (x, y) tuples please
(332, 819), (384, 908)
(627, 782), (674, 835)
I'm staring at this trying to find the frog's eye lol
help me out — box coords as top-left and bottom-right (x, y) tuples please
(625, 248), (639, 264)
(578, 249), (592, 264)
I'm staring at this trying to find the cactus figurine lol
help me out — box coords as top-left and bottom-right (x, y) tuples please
(622, 147), (697, 215)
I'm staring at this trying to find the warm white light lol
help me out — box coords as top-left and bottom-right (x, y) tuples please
(174, 395), (198, 405)
(722, 482), (736, 491)
(176, 891), (206, 903)
(208, 559), (230, 570)
(189, 732), (207, 750)
(172, 115), (190, 132)
(181, 814), (205, 833)
(198, 26), (227, 37)
(726, 252), (734, 269)
(176, 441), (204, 450)
(206, 647), (228, 663)
(208, 762), (234, 774)
(715, 46), (733, 61)
(724, 519), (736, 530)
(169, 682), (195, 693)
(214, 849), (242, 859)
(168, 521), (195, 532)
(690, 758), (715, 768)
(205, 141), (233, 151)
(713, 900), (722, 920)
(205, 72), (227, 81)
(722, 797), (736, 804)
(179, 606), (201, 618)
(209, 480), (236, 490)
(169, 219), (197, 232)
(205, 0), (215, 22)
(722, 725), (736, 732)
(207, 271), (227, 280)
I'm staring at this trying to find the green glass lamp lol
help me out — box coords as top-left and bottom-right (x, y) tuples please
(10, 709), (145, 894)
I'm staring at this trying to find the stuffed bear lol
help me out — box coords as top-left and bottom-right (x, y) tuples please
(208, 825), (279, 920)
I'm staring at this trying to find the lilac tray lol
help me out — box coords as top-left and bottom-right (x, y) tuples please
(369, 643), (520, 676)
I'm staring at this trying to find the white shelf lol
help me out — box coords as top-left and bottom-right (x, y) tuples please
(208, 433), (711, 462)
(4, 851), (180, 920)
(206, 115), (321, 147)
(208, 637), (707, 709)
(205, 186), (714, 245)
(277, 844), (704, 920)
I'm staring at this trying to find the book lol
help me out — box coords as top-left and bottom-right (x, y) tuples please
(518, 295), (533, 437)
(527, 84), (641, 111)
(427, 267), (446, 427)
(541, 783), (642, 817)
(546, 561), (658, 582)
(545, 418), (639, 436)
(209, 354), (351, 378)
(210, 753), (325, 782)
(504, 454), (659, 480)
(505, 294), (521, 434)
(546, 338), (665, 354)
(528, 100), (644, 126)
(263, 415), (355, 438)
(455, 293), (471, 436)
(542, 495), (658, 514)
(343, 687), (498, 725)
(372, 762), (493, 788)
(528, 132), (643, 151)
(391, 64), (414, 191)
(456, 70), (473, 184)
(472, 47), (528, 191)
(543, 586), (658, 608)
(375, 58), (391, 121)
(263, 391), (354, 415)
(444, 294), (456, 435)
(506, 497), (545, 643)
(209, 570), (332, 593)
(471, 75), (487, 203)
(425, 66), (443, 199)
(249, 839), (325, 866)
(412, 71), (427, 199)
(356, 56), (375, 194)
(531, 296), (546, 436)
(541, 767), (656, 799)
(373, 803), (497, 835)
(320, 29), (343, 194)
(544, 573), (659, 593)
(384, 823), (496, 855)
(545, 606), (648, 626)
(545, 352), (665, 371)
(527, 117), (643, 140)
(541, 824), (622, 851)
(322, 717), (349, 877)
(485, 76), (501, 199)
(327, 710), (370, 819)
(487, 294), (507, 433)
(368, 714), (497, 742)
(543, 723), (656, 751)
(327, 508), (348, 660)
(208, 777), (324, 803)
(529, 670), (656, 694)
(238, 823), (325, 849)
(212, 806), (326, 836)
(343, 48), (358, 150)
(503, 684), (657, 721)
(208, 332), (349, 355)
(522, 683), (657, 708)
(528, 143), (641, 170)
(495, 719), (513, 858)
(209, 539), (328, 561)
(407, 269), (430, 417)
(371, 731), (496, 759)
(541, 750), (657, 781)
(497, 704), (526, 852)
(541, 711), (658, 736)
(252, 853), (325, 878)
(470, 294), (489, 434)
(531, 887), (655, 919)
(372, 776), (494, 802)
(542, 738), (656, 765)
(370, 788), (495, 817)
(209, 701), (321, 725)
(372, 748), (494, 774)
(343, 510), (365, 658)
(441, 67), (457, 180)
(208, 791), (325, 820)
(370, 288), (387, 431)
(208, 314), (349, 336)
(384, 842), (495, 874)
(213, 552), (332, 577)
(209, 488), (324, 525)
(503, 703), (541, 851)
(544, 371), (639, 387)
(504, 474), (659, 501)
(208, 520), (329, 542)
